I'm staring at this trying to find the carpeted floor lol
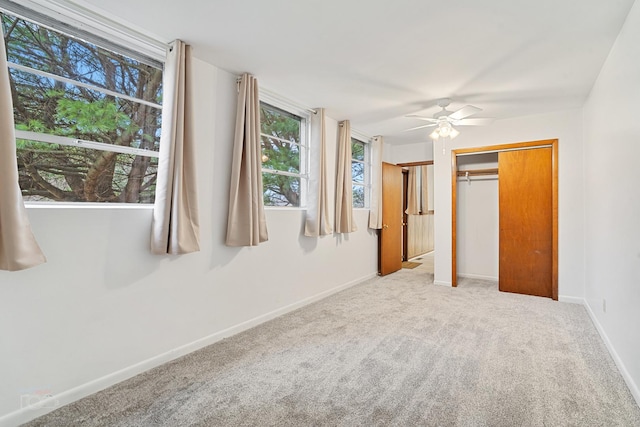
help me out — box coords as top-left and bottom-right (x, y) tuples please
(24, 264), (640, 426)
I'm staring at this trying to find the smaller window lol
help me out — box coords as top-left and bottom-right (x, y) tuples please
(260, 102), (308, 207)
(351, 138), (370, 208)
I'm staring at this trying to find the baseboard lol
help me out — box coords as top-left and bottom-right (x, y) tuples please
(433, 280), (451, 287)
(583, 300), (640, 408)
(457, 273), (498, 281)
(0, 272), (377, 427)
(558, 295), (584, 305)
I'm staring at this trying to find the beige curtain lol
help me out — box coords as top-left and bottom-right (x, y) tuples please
(304, 108), (332, 236)
(368, 135), (384, 229)
(226, 73), (268, 246)
(420, 165), (429, 213)
(335, 121), (357, 233)
(405, 167), (420, 215)
(151, 40), (200, 254)
(0, 34), (47, 271)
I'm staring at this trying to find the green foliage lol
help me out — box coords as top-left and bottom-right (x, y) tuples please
(352, 139), (365, 161)
(4, 11), (162, 203)
(353, 185), (365, 208)
(55, 98), (134, 136)
(260, 103), (302, 206)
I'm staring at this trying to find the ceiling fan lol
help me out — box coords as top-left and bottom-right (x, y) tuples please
(405, 98), (494, 140)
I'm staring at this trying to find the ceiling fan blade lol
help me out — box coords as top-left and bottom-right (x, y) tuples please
(455, 118), (495, 126)
(405, 114), (438, 123)
(403, 123), (437, 132)
(449, 105), (482, 120)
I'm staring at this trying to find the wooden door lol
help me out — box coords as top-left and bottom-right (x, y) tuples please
(498, 148), (553, 298)
(380, 162), (403, 275)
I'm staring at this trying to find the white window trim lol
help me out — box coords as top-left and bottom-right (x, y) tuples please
(351, 136), (371, 209)
(3, 3), (166, 207)
(259, 92), (311, 208)
(7, 62), (163, 110)
(0, 0), (167, 63)
(16, 130), (160, 158)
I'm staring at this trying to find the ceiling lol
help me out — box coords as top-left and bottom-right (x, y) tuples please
(72, 0), (635, 144)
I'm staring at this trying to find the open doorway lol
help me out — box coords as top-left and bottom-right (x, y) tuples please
(399, 161), (434, 273)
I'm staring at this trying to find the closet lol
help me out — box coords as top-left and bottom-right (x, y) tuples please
(452, 140), (558, 300)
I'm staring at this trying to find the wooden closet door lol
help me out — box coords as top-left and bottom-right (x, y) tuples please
(498, 148), (553, 298)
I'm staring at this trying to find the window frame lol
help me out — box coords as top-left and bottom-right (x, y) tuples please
(1, 4), (166, 205)
(259, 95), (311, 208)
(351, 137), (371, 209)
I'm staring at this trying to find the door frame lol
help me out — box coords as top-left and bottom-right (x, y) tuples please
(402, 169), (409, 261)
(451, 139), (558, 300)
(398, 160), (434, 262)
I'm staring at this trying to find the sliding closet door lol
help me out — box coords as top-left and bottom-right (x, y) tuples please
(498, 148), (553, 298)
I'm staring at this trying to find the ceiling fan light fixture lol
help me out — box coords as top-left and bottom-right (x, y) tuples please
(429, 122), (460, 140)
(437, 121), (453, 137)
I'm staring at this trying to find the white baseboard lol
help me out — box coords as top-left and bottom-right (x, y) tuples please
(457, 273), (498, 281)
(433, 280), (451, 287)
(558, 295), (584, 305)
(583, 300), (640, 408)
(0, 272), (377, 427)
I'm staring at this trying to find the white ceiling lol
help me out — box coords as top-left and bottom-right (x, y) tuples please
(73, 0), (635, 144)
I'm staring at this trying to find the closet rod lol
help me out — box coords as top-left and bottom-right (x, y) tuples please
(456, 168), (498, 177)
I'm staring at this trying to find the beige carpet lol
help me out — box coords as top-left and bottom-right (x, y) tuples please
(25, 265), (640, 426)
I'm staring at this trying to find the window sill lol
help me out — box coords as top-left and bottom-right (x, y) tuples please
(264, 206), (306, 211)
(25, 202), (154, 210)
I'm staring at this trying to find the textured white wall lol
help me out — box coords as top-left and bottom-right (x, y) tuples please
(431, 108), (585, 302)
(0, 59), (378, 423)
(582, 0), (640, 404)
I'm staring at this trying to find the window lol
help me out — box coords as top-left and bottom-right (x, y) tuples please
(2, 10), (163, 203)
(351, 138), (370, 208)
(260, 101), (308, 207)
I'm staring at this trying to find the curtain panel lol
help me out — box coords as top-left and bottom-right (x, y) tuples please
(335, 120), (357, 233)
(368, 136), (384, 229)
(0, 34), (46, 271)
(420, 165), (429, 213)
(151, 40), (201, 254)
(226, 73), (268, 246)
(405, 167), (420, 215)
(304, 108), (332, 236)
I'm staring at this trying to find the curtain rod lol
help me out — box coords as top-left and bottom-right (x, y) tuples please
(236, 77), (317, 115)
(339, 122), (371, 142)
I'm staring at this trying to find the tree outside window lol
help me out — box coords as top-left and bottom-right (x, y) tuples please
(2, 12), (162, 203)
(260, 102), (307, 207)
(351, 138), (369, 208)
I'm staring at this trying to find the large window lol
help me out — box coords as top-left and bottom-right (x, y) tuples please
(2, 10), (163, 203)
(260, 101), (308, 207)
(351, 138), (370, 208)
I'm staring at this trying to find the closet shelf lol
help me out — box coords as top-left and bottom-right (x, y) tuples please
(456, 168), (499, 177)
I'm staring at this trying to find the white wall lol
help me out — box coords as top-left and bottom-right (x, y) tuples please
(582, 0), (640, 404)
(389, 140), (433, 164)
(0, 59), (378, 424)
(432, 108), (585, 302)
(456, 154), (499, 280)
